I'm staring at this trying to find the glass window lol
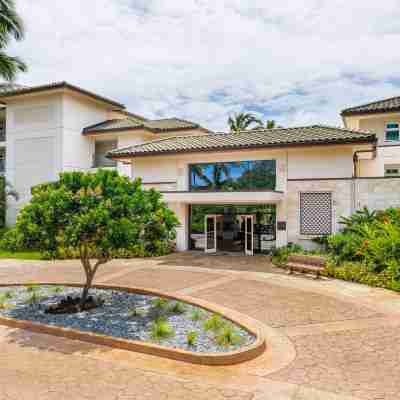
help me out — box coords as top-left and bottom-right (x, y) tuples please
(385, 123), (399, 141)
(385, 165), (400, 177)
(189, 160), (276, 191)
(93, 140), (117, 168)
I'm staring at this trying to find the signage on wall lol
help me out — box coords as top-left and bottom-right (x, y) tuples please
(277, 221), (287, 231)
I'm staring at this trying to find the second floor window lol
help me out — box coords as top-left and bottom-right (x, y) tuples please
(385, 123), (399, 142)
(189, 160), (276, 191)
(93, 140), (117, 168)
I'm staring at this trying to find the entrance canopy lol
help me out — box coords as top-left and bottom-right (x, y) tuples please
(162, 190), (284, 204)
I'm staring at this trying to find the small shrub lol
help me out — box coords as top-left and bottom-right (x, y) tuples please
(203, 313), (226, 332)
(168, 301), (186, 315)
(150, 318), (175, 341)
(127, 307), (145, 318)
(49, 286), (64, 294)
(151, 297), (170, 311)
(215, 324), (242, 347)
(191, 308), (205, 321)
(25, 283), (40, 293)
(3, 290), (14, 300)
(186, 330), (198, 346)
(24, 291), (43, 305)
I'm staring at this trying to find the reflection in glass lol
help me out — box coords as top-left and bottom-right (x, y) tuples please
(190, 160), (276, 191)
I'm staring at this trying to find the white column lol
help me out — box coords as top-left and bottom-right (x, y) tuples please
(275, 200), (288, 248)
(168, 202), (188, 251)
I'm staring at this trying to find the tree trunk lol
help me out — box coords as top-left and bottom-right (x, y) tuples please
(79, 272), (93, 311)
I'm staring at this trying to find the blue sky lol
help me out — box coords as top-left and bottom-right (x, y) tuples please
(7, 0), (400, 131)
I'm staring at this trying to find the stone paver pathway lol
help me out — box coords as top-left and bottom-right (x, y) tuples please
(0, 252), (400, 400)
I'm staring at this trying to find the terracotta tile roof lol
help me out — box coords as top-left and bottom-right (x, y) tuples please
(0, 81), (125, 109)
(83, 117), (202, 135)
(341, 96), (400, 116)
(109, 125), (376, 158)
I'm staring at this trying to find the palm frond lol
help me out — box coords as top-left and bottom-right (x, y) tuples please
(0, 51), (26, 81)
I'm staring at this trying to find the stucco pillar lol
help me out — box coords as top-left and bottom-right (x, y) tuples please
(275, 200), (288, 248)
(168, 202), (188, 251)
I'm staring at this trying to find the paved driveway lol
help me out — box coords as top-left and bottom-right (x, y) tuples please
(0, 253), (399, 400)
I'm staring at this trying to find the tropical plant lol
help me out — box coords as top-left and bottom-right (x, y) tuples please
(49, 286), (64, 294)
(151, 297), (170, 311)
(168, 301), (186, 315)
(8, 170), (178, 310)
(203, 313), (226, 332)
(215, 324), (242, 346)
(25, 283), (40, 293)
(127, 306), (145, 318)
(228, 112), (262, 133)
(150, 317), (175, 341)
(186, 330), (198, 346)
(254, 119), (280, 129)
(191, 308), (204, 321)
(24, 291), (43, 305)
(339, 207), (377, 233)
(0, 0), (27, 81)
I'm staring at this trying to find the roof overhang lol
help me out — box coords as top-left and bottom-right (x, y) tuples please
(109, 138), (377, 160)
(0, 82), (125, 110)
(161, 190), (284, 204)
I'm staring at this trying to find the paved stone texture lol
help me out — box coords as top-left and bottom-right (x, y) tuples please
(193, 279), (381, 327)
(0, 252), (399, 400)
(270, 326), (400, 400)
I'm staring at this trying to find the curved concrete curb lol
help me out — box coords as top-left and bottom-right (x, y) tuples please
(0, 283), (266, 366)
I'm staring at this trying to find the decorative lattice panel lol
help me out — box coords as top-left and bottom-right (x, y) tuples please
(300, 192), (332, 235)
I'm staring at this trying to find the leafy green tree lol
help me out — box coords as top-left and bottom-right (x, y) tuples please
(254, 120), (282, 129)
(228, 112), (261, 133)
(0, 0), (27, 81)
(11, 170), (178, 308)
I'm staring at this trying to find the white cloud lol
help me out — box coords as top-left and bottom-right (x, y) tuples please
(6, 0), (400, 130)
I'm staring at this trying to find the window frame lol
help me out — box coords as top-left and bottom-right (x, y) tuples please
(384, 164), (400, 177)
(188, 159), (277, 192)
(385, 122), (400, 142)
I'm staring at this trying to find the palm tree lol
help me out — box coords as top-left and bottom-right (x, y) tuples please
(228, 112), (262, 133)
(254, 120), (282, 130)
(0, 0), (26, 81)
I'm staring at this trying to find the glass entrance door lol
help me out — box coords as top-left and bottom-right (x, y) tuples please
(204, 215), (217, 253)
(244, 215), (254, 256)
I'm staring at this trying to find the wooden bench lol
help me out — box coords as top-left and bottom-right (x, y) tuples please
(286, 254), (326, 279)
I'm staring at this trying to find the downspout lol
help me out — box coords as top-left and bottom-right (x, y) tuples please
(352, 143), (377, 211)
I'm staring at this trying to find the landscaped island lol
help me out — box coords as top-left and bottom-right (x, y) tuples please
(0, 285), (255, 354)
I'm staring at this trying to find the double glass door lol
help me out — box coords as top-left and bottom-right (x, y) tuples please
(204, 214), (254, 255)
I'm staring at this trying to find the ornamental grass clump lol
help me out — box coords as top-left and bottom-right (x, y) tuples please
(191, 308), (205, 321)
(150, 317), (175, 341)
(168, 301), (186, 315)
(203, 313), (226, 333)
(24, 291), (43, 305)
(49, 286), (64, 294)
(186, 330), (198, 346)
(151, 297), (170, 311)
(215, 324), (242, 347)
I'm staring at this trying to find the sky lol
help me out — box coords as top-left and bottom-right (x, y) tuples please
(6, 0), (400, 131)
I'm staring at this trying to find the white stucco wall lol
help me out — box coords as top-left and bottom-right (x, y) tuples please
(5, 93), (64, 224)
(62, 93), (111, 172)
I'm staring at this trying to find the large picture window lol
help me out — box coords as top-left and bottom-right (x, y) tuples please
(189, 160), (276, 191)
